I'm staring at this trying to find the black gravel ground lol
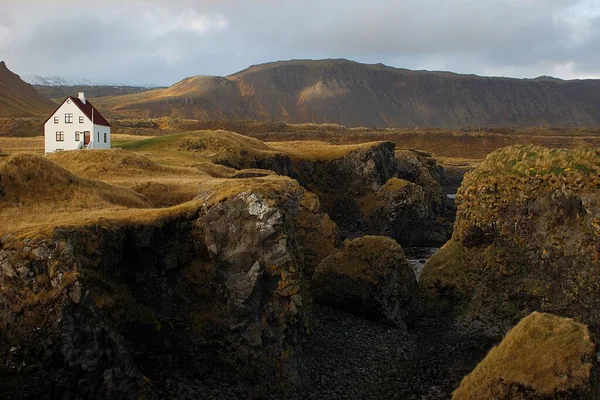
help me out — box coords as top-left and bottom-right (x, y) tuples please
(295, 305), (492, 400)
(153, 304), (493, 400)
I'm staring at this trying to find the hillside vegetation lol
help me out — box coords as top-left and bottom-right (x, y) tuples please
(453, 312), (595, 399)
(94, 59), (600, 128)
(0, 62), (55, 118)
(421, 145), (600, 335)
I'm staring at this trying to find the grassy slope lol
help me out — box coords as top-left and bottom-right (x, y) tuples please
(453, 312), (594, 399)
(0, 62), (56, 118)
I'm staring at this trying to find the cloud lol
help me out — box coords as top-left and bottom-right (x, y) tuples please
(0, 0), (599, 84)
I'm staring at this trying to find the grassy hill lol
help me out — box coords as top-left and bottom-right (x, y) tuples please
(0, 62), (56, 118)
(95, 59), (600, 128)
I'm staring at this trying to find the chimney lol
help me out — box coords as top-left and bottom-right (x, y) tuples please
(78, 92), (86, 104)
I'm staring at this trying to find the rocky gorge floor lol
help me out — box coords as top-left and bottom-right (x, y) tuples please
(150, 303), (492, 400)
(147, 247), (492, 400)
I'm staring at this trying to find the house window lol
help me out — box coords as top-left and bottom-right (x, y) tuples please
(54, 116), (59, 124)
(75, 131), (80, 141)
(97, 132), (100, 142)
(104, 132), (107, 143)
(65, 113), (73, 124)
(79, 116), (84, 123)
(56, 131), (64, 142)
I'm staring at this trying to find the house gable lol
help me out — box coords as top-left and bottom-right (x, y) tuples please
(43, 97), (111, 127)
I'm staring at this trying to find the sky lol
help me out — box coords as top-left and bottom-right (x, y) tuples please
(1, 0), (599, 86)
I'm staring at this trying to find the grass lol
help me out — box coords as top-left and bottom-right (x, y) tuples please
(268, 140), (385, 162)
(453, 312), (594, 399)
(454, 145), (600, 240)
(0, 154), (155, 235)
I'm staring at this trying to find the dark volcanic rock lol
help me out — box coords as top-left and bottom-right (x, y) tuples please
(0, 178), (339, 398)
(203, 192), (308, 383)
(312, 236), (418, 327)
(289, 142), (453, 247)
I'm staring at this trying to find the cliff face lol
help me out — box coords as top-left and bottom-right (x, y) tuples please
(0, 61), (56, 118)
(280, 142), (454, 246)
(421, 146), (600, 335)
(102, 59), (600, 128)
(0, 177), (337, 398)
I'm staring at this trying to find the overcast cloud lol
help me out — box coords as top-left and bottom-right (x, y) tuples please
(0, 0), (599, 85)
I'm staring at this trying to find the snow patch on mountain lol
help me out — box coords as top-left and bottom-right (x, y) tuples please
(24, 75), (159, 88)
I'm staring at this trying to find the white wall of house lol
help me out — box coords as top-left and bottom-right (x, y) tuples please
(91, 124), (111, 150)
(44, 95), (111, 153)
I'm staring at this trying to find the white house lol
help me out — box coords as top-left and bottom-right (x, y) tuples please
(44, 92), (111, 153)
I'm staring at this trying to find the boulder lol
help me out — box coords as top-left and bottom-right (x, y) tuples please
(421, 146), (600, 335)
(312, 236), (418, 326)
(453, 312), (596, 399)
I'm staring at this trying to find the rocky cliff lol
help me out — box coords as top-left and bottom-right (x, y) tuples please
(99, 59), (600, 128)
(421, 145), (600, 336)
(0, 176), (338, 398)
(278, 141), (454, 246)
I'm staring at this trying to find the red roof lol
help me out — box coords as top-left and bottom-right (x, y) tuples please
(44, 96), (111, 127)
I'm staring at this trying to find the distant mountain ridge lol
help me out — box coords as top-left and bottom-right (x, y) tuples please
(25, 75), (160, 89)
(96, 59), (600, 128)
(0, 61), (56, 118)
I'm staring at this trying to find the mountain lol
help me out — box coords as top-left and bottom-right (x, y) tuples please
(0, 61), (56, 118)
(97, 59), (600, 128)
(25, 75), (95, 87)
(34, 85), (161, 103)
(24, 75), (159, 89)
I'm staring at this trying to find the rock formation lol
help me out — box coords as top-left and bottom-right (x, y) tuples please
(285, 142), (454, 246)
(421, 145), (600, 336)
(0, 175), (339, 398)
(453, 312), (596, 399)
(312, 236), (418, 327)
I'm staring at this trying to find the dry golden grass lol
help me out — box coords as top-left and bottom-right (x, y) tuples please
(268, 140), (384, 162)
(0, 154), (155, 235)
(453, 312), (594, 399)
(0, 136), (44, 155)
(0, 134), (153, 156)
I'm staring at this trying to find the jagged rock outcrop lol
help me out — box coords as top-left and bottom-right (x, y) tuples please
(203, 192), (307, 382)
(288, 143), (453, 246)
(312, 236), (418, 327)
(0, 176), (339, 398)
(291, 142), (397, 238)
(453, 312), (596, 399)
(421, 146), (600, 336)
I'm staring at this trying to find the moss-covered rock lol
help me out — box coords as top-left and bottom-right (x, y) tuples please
(312, 236), (418, 326)
(453, 312), (596, 399)
(421, 145), (600, 335)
